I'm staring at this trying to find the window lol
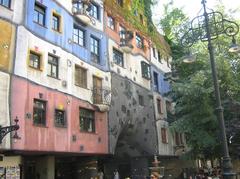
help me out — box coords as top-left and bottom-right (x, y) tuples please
(153, 48), (156, 58)
(34, 3), (46, 26)
(47, 54), (58, 78)
(52, 13), (61, 32)
(0, 0), (10, 8)
(79, 108), (95, 132)
(161, 128), (168, 144)
(136, 34), (143, 49)
(139, 95), (144, 106)
(93, 76), (102, 104)
(29, 51), (41, 70)
(119, 25), (126, 39)
(175, 132), (183, 146)
(113, 48), (124, 67)
(90, 36), (100, 64)
(166, 101), (171, 113)
(89, 3), (99, 19)
(73, 25), (85, 46)
(141, 61), (151, 79)
(153, 72), (159, 91)
(116, 0), (123, 7)
(157, 51), (162, 63)
(157, 99), (162, 114)
(75, 65), (87, 88)
(107, 16), (115, 30)
(55, 109), (66, 127)
(33, 99), (46, 125)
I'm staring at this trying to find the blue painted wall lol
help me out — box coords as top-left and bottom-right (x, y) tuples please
(151, 65), (170, 94)
(25, 0), (108, 71)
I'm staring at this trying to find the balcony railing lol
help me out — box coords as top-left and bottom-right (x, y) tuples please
(119, 31), (133, 53)
(92, 86), (111, 106)
(72, 0), (92, 25)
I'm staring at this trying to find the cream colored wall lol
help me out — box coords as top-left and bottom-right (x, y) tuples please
(0, 0), (25, 24)
(0, 156), (22, 167)
(108, 39), (151, 90)
(0, 72), (10, 149)
(55, 0), (104, 31)
(14, 26), (111, 104)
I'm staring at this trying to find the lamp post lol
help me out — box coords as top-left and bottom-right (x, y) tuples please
(0, 116), (20, 144)
(181, 1), (239, 178)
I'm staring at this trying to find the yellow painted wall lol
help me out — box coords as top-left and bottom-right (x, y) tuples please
(0, 19), (16, 72)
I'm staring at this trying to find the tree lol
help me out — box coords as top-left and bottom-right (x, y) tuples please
(158, 0), (240, 159)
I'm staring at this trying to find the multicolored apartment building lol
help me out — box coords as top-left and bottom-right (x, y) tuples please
(0, 0), (191, 178)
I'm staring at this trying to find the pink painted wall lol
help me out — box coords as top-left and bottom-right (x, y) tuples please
(11, 76), (108, 154)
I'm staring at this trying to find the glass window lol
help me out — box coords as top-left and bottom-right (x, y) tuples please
(153, 48), (156, 58)
(90, 36), (100, 64)
(52, 13), (60, 32)
(47, 54), (58, 78)
(89, 3), (99, 19)
(107, 16), (115, 30)
(79, 108), (95, 133)
(33, 99), (46, 125)
(113, 48), (124, 67)
(141, 61), (151, 79)
(75, 65), (87, 88)
(33, 3), (46, 26)
(157, 99), (162, 114)
(139, 95), (144, 106)
(0, 0), (11, 8)
(157, 50), (162, 63)
(136, 34), (144, 49)
(119, 25), (126, 39)
(153, 72), (159, 91)
(161, 128), (168, 143)
(73, 25), (85, 46)
(55, 109), (66, 127)
(116, 0), (123, 7)
(29, 51), (41, 69)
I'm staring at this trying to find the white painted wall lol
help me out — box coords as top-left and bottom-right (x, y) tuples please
(150, 45), (171, 73)
(14, 26), (111, 104)
(108, 39), (151, 90)
(0, 72), (10, 149)
(56, 0), (104, 31)
(0, 0), (25, 24)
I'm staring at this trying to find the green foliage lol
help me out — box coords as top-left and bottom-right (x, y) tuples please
(158, 1), (240, 159)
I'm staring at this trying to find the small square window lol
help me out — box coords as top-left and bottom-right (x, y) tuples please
(55, 109), (66, 127)
(107, 16), (115, 30)
(75, 65), (87, 88)
(34, 2), (46, 26)
(33, 99), (46, 126)
(141, 61), (151, 79)
(113, 48), (124, 67)
(0, 0), (11, 8)
(136, 34), (144, 49)
(79, 108), (95, 133)
(47, 54), (59, 78)
(52, 13), (61, 32)
(29, 51), (41, 70)
(89, 3), (99, 19)
(73, 24), (85, 46)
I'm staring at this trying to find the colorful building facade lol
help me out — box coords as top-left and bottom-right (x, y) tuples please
(0, 0), (190, 178)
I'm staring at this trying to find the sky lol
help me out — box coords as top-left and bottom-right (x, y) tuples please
(152, 0), (240, 25)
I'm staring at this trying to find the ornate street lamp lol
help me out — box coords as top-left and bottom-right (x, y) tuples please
(0, 116), (20, 144)
(181, 1), (239, 178)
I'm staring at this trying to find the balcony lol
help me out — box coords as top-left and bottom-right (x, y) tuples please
(72, 0), (92, 25)
(119, 31), (134, 53)
(92, 86), (111, 112)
